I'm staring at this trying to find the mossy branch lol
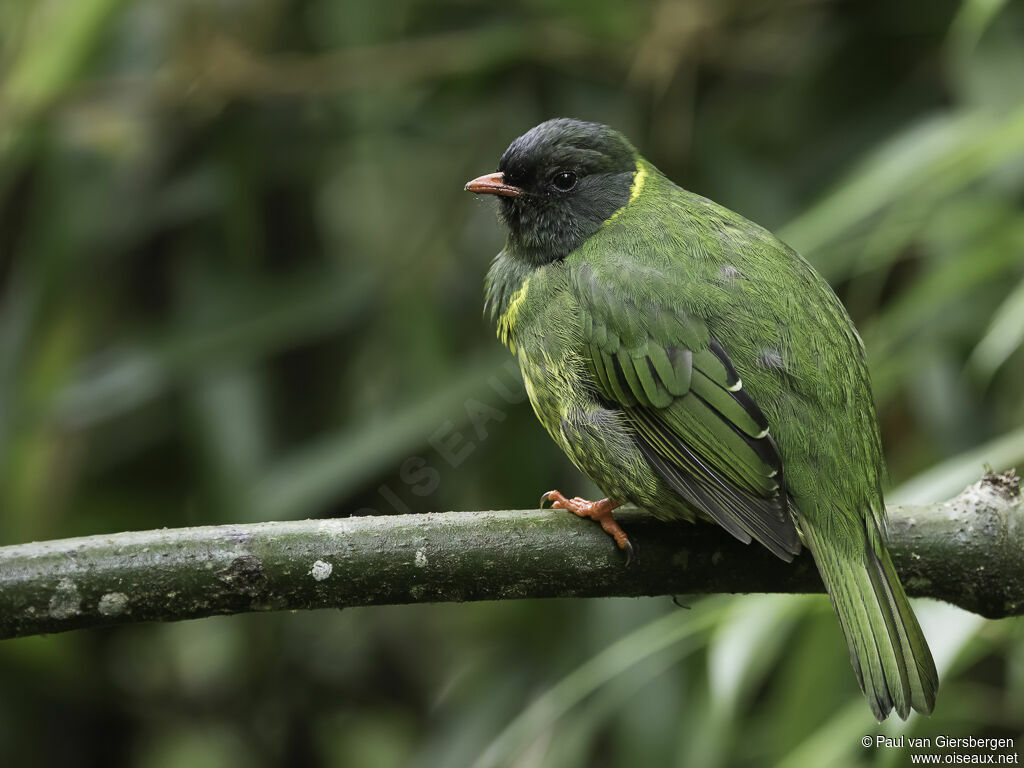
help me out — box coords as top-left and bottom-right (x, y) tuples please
(1, 473), (1021, 640)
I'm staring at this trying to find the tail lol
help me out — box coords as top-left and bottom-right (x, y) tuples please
(802, 513), (938, 720)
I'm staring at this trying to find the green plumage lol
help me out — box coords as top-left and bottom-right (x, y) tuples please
(474, 119), (937, 720)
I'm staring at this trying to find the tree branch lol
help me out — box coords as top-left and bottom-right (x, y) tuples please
(1, 472), (1020, 640)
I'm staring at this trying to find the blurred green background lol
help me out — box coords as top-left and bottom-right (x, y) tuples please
(3, 0), (1024, 765)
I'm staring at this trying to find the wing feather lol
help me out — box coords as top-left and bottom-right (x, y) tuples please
(574, 262), (801, 560)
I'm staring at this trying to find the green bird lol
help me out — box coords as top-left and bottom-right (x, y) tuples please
(465, 118), (937, 720)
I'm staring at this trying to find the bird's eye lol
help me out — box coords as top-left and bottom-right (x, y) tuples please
(551, 171), (578, 192)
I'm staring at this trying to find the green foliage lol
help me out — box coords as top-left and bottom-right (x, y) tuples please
(2, 0), (1023, 765)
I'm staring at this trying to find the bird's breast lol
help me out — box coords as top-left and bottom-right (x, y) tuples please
(497, 265), (596, 442)
(496, 275), (532, 353)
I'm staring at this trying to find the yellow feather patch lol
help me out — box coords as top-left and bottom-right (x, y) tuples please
(629, 161), (648, 203)
(603, 159), (648, 227)
(497, 275), (531, 352)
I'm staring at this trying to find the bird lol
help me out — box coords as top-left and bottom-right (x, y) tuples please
(464, 118), (937, 721)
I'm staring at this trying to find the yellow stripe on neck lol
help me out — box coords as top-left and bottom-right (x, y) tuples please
(604, 158), (647, 226)
(497, 275), (531, 352)
(628, 159), (648, 202)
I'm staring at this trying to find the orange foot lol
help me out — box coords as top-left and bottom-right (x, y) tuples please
(540, 490), (635, 565)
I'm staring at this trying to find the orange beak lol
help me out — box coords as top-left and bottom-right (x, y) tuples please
(464, 172), (522, 198)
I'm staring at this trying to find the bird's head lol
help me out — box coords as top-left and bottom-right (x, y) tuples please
(466, 118), (637, 266)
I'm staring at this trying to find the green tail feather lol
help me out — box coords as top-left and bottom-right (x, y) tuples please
(802, 515), (938, 720)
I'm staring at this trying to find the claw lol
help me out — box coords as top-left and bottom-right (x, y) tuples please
(622, 538), (637, 567)
(671, 595), (692, 610)
(539, 491), (554, 509)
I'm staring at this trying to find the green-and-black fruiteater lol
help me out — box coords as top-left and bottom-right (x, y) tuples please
(465, 118), (937, 720)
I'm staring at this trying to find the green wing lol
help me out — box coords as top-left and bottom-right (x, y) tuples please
(573, 261), (801, 561)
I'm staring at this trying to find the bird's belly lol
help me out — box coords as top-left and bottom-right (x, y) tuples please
(517, 348), (578, 446)
(517, 347), (683, 513)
